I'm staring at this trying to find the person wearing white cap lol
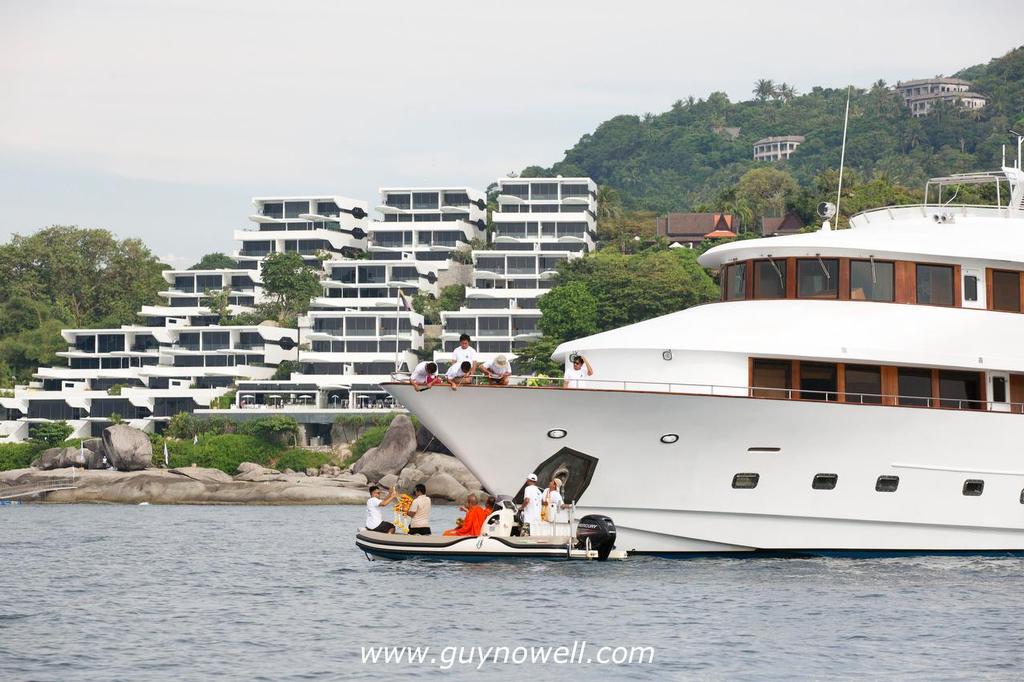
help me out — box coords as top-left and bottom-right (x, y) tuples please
(481, 355), (512, 385)
(520, 473), (543, 532)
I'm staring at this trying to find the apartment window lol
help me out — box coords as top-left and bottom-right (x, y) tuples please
(844, 365), (882, 404)
(876, 476), (900, 492)
(731, 473), (760, 489)
(202, 332), (230, 350)
(753, 260), (786, 299)
(261, 202), (283, 218)
(531, 183), (559, 201)
(724, 263), (747, 301)
(797, 259), (838, 299)
(938, 370), (982, 410)
(991, 270), (1021, 312)
(345, 317), (376, 336)
(799, 363), (838, 401)
(358, 266), (386, 284)
(751, 359), (791, 399)
(501, 184), (529, 199)
(962, 479), (984, 496)
(442, 192), (470, 207)
(413, 213), (441, 223)
(897, 368), (932, 407)
(284, 201), (307, 219)
(174, 275), (195, 293)
(412, 192), (439, 210)
(993, 376), (1007, 403)
(561, 184), (589, 197)
(97, 334), (125, 353)
(812, 474), (838, 490)
(916, 264), (954, 306)
(385, 194), (411, 210)
(850, 260), (894, 302)
(479, 317), (510, 337)
(317, 201), (340, 216)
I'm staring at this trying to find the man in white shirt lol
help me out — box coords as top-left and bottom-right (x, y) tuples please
(445, 360), (474, 391)
(563, 354), (594, 388)
(481, 355), (512, 386)
(365, 485), (398, 533)
(405, 484), (432, 535)
(519, 473), (544, 533)
(410, 361), (439, 391)
(452, 334), (477, 376)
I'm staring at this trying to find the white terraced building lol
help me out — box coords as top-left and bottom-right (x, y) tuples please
(437, 176), (596, 365)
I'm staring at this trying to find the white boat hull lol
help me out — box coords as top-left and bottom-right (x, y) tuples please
(355, 530), (625, 561)
(386, 384), (1024, 555)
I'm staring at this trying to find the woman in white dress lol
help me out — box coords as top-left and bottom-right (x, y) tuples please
(542, 479), (565, 525)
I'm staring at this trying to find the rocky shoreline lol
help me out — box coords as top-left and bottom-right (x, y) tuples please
(1, 415), (486, 506)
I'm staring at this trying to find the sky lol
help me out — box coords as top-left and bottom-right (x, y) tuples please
(1, 0), (1022, 268)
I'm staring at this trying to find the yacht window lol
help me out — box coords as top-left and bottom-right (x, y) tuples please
(751, 359), (791, 399)
(938, 371), (983, 410)
(963, 275), (978, 302)
(962, 479), (984, 496)
(991, 270), (1021, 312)
(844, 365), (883, 404)
(993, 377), (1007, 403)
(850, 260), (894, 302)
(724, 263), (747, 301)
(753, 260), (786, 299)
(797, 259), (838, 299)
(875, 475), (900, 492)
(916, 264), (954, 306)
(799, 362), (838, 401)
(732, 473), (760, 489)
(897, 368), (933, 407)
(812, 473), (838, 490)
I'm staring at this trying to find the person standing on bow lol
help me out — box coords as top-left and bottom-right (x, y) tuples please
(519, 473), (544, 534)
(563, 353), (593, 389)
(451, 334), (478, 379)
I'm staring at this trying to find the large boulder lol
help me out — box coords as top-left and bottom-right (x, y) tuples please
(235, 462), (282, 482)
(101, 425), (153, 471)
(397, 465), (428, 491)
(31, 446), (81, 470)
(169, 466), (234, 484)
(425, 472), (468, 502)
(335, 472), (368, 488)
(411, 452), (482, 491)
(415, 424), (453, 455)
(379, 473), (399, 489)
(351, 415), (417, 481)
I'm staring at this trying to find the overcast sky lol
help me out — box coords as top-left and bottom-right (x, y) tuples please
(2, 0), (1021, 267)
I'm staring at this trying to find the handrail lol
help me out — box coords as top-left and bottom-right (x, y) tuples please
(389, 373), (1024, 414)
(850, 203), (1015, 226)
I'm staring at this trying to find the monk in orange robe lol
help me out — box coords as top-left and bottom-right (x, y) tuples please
(443, 494), (487, 536)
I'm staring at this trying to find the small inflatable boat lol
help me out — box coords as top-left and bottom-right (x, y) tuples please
(356, 500), (625, 562)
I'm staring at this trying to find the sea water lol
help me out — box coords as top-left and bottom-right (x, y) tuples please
(2, 505), (1023, 680)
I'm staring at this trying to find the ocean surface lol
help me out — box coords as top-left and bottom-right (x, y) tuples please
(3, 505), (1024, 681)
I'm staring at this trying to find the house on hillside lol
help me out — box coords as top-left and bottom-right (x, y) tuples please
(761, 212), (805, 236)
(753, 136), (805, 161)
(895, 78), (986, 117)
(656, 213), (737, 248)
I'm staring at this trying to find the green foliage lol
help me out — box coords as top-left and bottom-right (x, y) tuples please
(273, 448), (331, 472)
(166, 412), (199, 440)
(0, 442), (40, 471)
(202, 288), (232, 323)
(272, 360), (299, 380)
(30, 421), (74, 448)
(155, 434), (280, 474)
(413, 284), (466, 324)
(236, 415), (300, 445)
(736, 167), (801, 227)
(351, 424), (388, 459)
(514, 337), (562, 376)
(209, 390), (237, 410)
(109, 413), (124, 425)
(189, 252), (237, 270)
(106, 383), (127, 396)
(537, 281), (599, 341)
(259, 252), (321, 322)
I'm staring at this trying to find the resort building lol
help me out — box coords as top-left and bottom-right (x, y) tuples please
(753, 136), (805, 162)
(371, 186), (487, 262)
(655, 212), (737, 248)
(895, 78), (987, 117)
(761, 212), (806, 237)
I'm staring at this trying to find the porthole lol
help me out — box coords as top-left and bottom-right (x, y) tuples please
(875, 475), (899, 492)
(962, 479), (984, 496)
(659, 434), (679, 444)
(732, 473), (759, 489)
(547, 429), (567, 439)
(662, 350), (673, 361)
(812, 473), (838, 490)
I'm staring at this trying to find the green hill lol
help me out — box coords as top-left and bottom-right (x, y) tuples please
(525, 46), (1024, 217)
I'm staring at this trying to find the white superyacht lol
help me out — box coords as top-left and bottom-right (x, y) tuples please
(387, 145), (1024, 555)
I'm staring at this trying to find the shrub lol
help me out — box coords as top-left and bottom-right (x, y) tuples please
(166, 412), (199, 440)
(351, 424), (388, 460)
(237, 416), (299, 445)
(109, 412), (124, 425)
(30, 421), (74, 448)
(154, 434), (281, 474)
(106, 383), (127, 396)
(0, 443), (40, 471)
(273, 448), (330, 472)
(209, 390), (236, 410)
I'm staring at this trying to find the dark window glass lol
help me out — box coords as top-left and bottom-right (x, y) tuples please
(850, 260), (894, 302)
(799, 362), (837, 401)
(284, 201), (307, 219)
(938, 370), (982, 410)
(261, 202), (283, 219)
(844, 365), (883, 404)
(531, 183), (559, 201)
(916, 264), (954, 306)
(898, 368), (933, 407)
(385, 194), (411, 210)
(991, 270), (1021, 312)
(964, 275), (978, 302)
(412, 192), (439, 210)
(962, 479), (984, 496)
(732, 473), (760, 489)
(751, 359), (791, 399)
(725, 263), (747, 301)
(812, 474), (838, 490)
(797, 259), (838, 299)
(993, 377), (1007, 403)
(501, 184), (529, 199)
(876, 475), (900, 492)
(754, 261), (786, 299)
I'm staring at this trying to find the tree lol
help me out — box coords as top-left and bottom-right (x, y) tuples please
(736, 167), (801, 230)
(776, 82), (797, 103)
(259, 252), (321, 323)
(537, 281), (599, 342)
(413, 285), (465, 325)
(203, 288), (232, 323)
(189, 252), (237, 270)
(30, 421), (73, 447)
(753, 79), (776, 103)
(166, 412), (199, 440)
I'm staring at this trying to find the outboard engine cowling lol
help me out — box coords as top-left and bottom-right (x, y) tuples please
(575, 514), (616, 560)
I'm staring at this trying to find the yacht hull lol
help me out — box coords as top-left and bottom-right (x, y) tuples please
(385, 383), (1024, 555)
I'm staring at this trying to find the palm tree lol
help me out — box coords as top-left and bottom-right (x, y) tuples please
(776, 82), (797, 103)
(753, 79), (776, 103)
(596, 185), (624, 226)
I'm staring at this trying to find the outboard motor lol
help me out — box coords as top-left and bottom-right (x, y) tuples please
(575, 514), (617, 561)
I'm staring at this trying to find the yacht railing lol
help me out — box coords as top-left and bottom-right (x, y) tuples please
(389, 373), (1024, 414)
(849, 203), (1014, 228)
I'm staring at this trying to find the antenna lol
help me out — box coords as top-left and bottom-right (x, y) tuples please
(834, 87), (852, 227)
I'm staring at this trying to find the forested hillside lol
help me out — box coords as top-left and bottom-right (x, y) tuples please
(524, 46), (1024, 216)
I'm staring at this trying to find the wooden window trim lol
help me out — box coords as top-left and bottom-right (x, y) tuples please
(987, 268), (1024, 313)
(795, 258), (840, 300)
(752, 259), (787, 300)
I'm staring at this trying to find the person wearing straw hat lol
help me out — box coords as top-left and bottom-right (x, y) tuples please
(481, 355), (512, 385)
